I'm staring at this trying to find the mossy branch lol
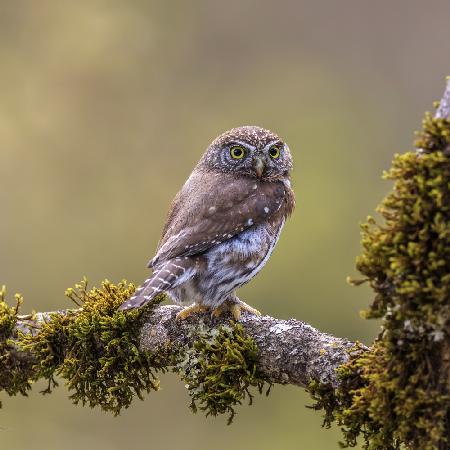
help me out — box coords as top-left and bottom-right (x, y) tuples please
(1, 78), (449, 449)
(3, 284), (359, 411)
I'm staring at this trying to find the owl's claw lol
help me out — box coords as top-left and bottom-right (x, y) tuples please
(211, 300), (261, 321)
(176, 304), (208, 321)
(211, 304), (227, 319)
(178, 300), (261, 322)
(230, 301), (261, 320)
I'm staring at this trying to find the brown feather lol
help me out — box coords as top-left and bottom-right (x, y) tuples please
(149, 171), (291, 268)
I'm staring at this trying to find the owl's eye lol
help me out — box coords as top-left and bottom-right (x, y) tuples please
(229, 145), (246, 159)
(269, 145), (281, 159)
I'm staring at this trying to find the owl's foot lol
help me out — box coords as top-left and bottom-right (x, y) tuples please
(211, 303), (228, 319)
(211, 299), (261, 321)
(230, 301), (261, 321)
(176, 303), (208, 321)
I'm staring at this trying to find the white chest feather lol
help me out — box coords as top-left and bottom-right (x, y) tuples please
(207, 220), (282, 265)
(198, 220), (285, 305)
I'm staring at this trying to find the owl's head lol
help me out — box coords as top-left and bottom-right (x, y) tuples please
(199, 126), (293, 181)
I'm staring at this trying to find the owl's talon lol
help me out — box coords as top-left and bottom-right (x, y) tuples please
(211, 307), (224, 319)
(230, 302), (261, 321)
(230, 304), (242, 321)
(176, 304), (208, 321)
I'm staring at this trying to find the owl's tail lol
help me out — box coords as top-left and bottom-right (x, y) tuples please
(118, 258), (194, 311)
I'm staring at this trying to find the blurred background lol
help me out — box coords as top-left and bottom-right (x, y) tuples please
(0, 1), (449, 449)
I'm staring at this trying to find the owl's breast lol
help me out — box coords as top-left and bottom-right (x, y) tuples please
(206, 220), (283, 265)
(197, 219), (285, 306)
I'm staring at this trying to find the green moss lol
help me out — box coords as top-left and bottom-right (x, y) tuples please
(21, 279), (165, 415)
(415, 112), (450, 155)
(1, 279), (266, 420)
(0, 287), (34, 406)
(309, 111), (450, 448)
(177, 322), (269, 424)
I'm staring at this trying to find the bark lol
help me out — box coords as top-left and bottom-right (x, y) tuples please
(436, 77), (450, 119)
(139, 305), (360, 388)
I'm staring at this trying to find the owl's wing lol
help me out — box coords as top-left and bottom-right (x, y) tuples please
(149, 173), (288, 268)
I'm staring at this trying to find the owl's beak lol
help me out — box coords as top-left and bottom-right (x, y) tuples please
(252, 156), (266, 178)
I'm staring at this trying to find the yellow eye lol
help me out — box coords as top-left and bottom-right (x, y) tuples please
(230, 145), (246, 159)
(269, 145), (281, 159)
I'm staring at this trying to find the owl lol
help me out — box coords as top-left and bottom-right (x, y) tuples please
(119, 126), (295, 320)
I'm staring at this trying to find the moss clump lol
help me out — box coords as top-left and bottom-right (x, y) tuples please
(416, 112), (450, 155)
(1, 280), (266, 421)
(178, 322), (268, 424)
(0, 287), (33, 406)
(311, 343), (406, 449)
(21, 279), (165, 415)
(309, 110), (450, 448)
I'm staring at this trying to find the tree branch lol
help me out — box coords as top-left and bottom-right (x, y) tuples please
(139, 306), (360, 388)
(14, 305), (360, 389)
(436, 76), (450, 119)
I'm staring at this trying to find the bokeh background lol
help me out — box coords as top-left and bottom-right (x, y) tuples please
(1, 1), (449, 449)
